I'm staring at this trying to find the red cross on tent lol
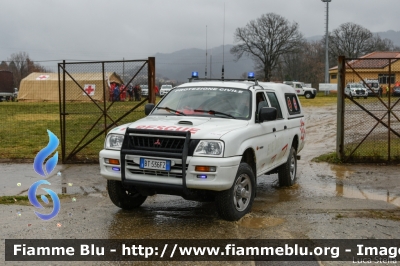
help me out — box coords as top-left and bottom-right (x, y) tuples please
(83, 84), (95, 96)
(36, 75), (49, 80)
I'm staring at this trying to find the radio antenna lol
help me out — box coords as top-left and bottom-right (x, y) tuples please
(221, 3), (225, 81)
(205, 25), (208, 79)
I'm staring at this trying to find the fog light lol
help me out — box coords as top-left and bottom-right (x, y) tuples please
(105, 158), (120, 165)
(112, 167), (120, 171)
(197, 175), (207, 179)
(195, 166), (216, 172)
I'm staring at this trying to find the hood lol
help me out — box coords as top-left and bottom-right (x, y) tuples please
(110, 116), (249, 139)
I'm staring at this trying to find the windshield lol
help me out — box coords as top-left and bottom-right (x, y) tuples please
(350, 84), (364, 89)
(152, 86), (251, 119)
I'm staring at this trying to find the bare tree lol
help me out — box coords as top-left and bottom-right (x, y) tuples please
(328, 23), (373, 59)
(8, 52), (30, 88)
(0, 61), (8, 70)
(7, 52), (48, 88)
(231, 13), (304, 81)
(281, 41), (324, 87)
(366, 34), (396, 52)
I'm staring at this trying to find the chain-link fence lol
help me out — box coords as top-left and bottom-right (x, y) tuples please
(337, 56), (400, 162)
(0, 58), (155, 163)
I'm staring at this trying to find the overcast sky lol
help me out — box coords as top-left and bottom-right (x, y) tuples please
(1, 0), (399, 67)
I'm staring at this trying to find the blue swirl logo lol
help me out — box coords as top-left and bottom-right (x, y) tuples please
(28, 130), (60, 220)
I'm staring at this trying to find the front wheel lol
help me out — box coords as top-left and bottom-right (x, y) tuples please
(304, 92), (312, 99)
(277, 147), (297, 187)
(215, 162), (256, 221)
(107, 180), (147, 210)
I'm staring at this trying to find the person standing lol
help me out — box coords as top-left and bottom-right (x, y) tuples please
(134, 84), (140, 101)
(113, 84), (120, 102)
(154, 85), (159, 97)
(378, 85), (383, 97)
(127, 83), (133, 101)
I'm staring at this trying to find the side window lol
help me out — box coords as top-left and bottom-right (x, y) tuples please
(266, 92), (283, 119)
(285, 93), (301, 115)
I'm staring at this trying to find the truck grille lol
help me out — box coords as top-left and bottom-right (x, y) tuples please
(130, 135), (185, 154)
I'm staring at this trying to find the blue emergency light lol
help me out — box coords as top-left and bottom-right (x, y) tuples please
(192, 71), (199, 78)
(248, 72), (255, 79)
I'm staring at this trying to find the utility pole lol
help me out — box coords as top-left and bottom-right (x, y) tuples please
(322, 0), (332, 87)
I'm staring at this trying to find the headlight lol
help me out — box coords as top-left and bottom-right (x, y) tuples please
(194, 140), (224, 157)
(105, 134), (124, 150)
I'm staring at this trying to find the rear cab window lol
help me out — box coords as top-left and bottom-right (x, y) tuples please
(285, 93), (301, 115)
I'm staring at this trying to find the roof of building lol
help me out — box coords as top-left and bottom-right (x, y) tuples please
(330, 51), (400, 70)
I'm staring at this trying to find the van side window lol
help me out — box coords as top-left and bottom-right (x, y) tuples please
(266, 92), (283, 119)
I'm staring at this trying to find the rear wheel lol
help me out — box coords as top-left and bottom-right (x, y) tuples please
(107, 180), (147, 210)
(215, 162), (255, 221)
(304, 92), (312, 99)
(278, 147), (297, 187)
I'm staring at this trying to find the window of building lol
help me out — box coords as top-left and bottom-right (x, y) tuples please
(331, 74), (337, 80)
(378, 74), (395, 84)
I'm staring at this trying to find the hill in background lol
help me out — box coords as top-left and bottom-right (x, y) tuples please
(155, 45), (254, 83)
(155, 30), (400, 83)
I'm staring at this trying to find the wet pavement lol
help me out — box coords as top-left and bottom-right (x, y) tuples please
(1, 105), (400, 266)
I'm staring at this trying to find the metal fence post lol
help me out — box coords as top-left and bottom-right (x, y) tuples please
(336, 56), (345, 160)
(148, 57), (155, 104)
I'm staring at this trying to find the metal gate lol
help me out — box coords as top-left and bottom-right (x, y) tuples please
(58, 58), (155, 163)
(337, 55), (400, 162)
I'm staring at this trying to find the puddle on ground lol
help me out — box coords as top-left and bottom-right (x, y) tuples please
(238, 217), (285, 229)
(302, 164), (400, 207)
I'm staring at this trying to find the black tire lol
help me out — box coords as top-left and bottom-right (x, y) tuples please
(277, 147), (297, 187)
(215, 162), (256, 221)
(107, 180), (147, 210)
(304, 92), (312, 99)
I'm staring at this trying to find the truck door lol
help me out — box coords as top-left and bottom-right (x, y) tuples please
(253, 91), (277, 176)
(265, 91), (290, 168)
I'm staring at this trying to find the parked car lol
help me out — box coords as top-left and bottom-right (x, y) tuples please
(392, 86), (400, 97)
(283, 81), (317, 99)
(345, 83), (368, 99)
(159, 84), (173, 97)
(360, 79), (380, 97)
(140, 85), (149, 97)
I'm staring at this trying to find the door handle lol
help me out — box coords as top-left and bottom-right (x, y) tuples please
(284, 125), (287, 130)
(273, 128), (276, 132)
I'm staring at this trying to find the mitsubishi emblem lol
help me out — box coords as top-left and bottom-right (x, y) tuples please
(154, 139), (161, 146)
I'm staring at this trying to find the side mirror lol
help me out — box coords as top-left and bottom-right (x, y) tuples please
(145, 103), (155, 115)
(259, 107), (277, 123)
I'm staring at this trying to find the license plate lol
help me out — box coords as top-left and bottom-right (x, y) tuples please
(140, 158), (171, 171)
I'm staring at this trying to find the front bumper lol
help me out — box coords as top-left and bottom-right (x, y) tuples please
(350, 90), (368, 97)
(99, 149), (241, 191)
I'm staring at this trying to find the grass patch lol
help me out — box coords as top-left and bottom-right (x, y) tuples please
(312, 151), (342, 164)
(300, 93), (337, 108)
(0, 194), (72, 205)
(0, 100), (150, 160)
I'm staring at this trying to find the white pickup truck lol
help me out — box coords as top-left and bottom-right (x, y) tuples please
(99, 80), (306, 221)
(283, 81), (317, 99)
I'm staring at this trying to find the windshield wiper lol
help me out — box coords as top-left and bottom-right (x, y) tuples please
(193, 109), (236, 119)
(156, 106), (186, 116)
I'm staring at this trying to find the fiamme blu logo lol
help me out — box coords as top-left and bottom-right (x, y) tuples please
(28, 130), (60, 220)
